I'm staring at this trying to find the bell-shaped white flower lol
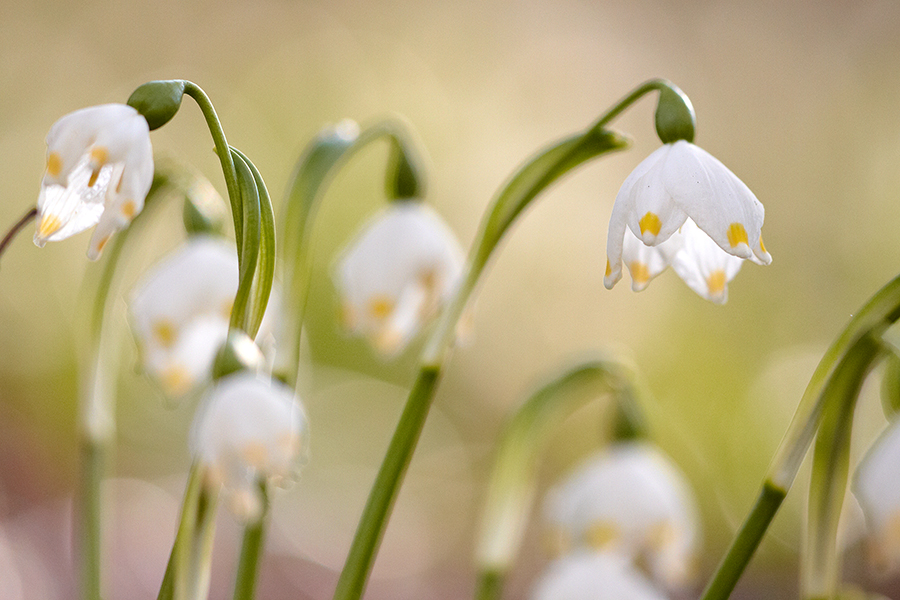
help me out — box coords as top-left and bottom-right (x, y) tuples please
(670, 219), (745, 304)
(190, 372), (308, 522)
(605, 140), (770, 293)
(853, 418), (900, 574)
(34, 104), (153, 259)
(129, 237), (238, 397)
(542, 442), (700, 589)
(335, 201), (465, 356)
(530, 551), (669, 600)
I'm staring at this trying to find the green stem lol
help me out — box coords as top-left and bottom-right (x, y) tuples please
(699, 481), (787, 600)
(802, 336), (882, 599)
(232, 482), (269, 600)
(332, 366), (441, 600)
(332, 82), (652, 600)
(79, 439), (105, 600)
(182, 82), (243, 263)
(474, 570), (504, 600)
(227, 150), (261, 335)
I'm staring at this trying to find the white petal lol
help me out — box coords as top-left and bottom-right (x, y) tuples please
(671, 219), (743, 304)
(662, 141), (769, 264)
(530, 552), (670, 600)
(622, 229), (682, 292)
(854, 418), (900, 573)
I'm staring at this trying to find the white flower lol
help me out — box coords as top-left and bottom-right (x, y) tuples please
(190, 372), (308, 522)
(34, 104), (153, 259)
(335, 201), (465, 356)
(129, 237), (238, 397)
(605, 140), (770, 297)
(542, 442), (700, 589)
(853, 418), (900, 574)
(530, 552), (670, 600)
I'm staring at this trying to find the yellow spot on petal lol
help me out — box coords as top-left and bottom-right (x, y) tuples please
(605, 260), (612, 277)
(374, 327), (404, 355)
(90, 146), (108, 166)
(586, 520), (620, 549)
(153, 320), (177, 347)
(368, 295), (394, 320)
(88, 168), (100, 188)
(95, 235), (112, 254)
(727, 222), (749, 248)
(707, 269), (727, 297)
(241, 441), (269, 469)
(46, 152), (62, 177)
(629, 261), (651, 285)
(759, 236), (767, 254)
(639, 212), (662, 237)
(160, 366), (192, 396)
(221, 300), (234, 320)
(121, 200), (137, 219)
(647, 521), (677, 551)
(37, 214), (62, 238)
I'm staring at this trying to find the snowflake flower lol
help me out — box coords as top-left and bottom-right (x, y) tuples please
(335, 201), (464, 356)
(530, 552), (669, 600)
(34, 104), (153, 259)
(190, 372), (308, 522)
(605, 140), (770, 300)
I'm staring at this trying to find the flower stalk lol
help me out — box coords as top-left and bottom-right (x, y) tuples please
(331, 79), (681, 600)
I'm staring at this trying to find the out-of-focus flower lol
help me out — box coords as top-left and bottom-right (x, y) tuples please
(670, 219), (746, 304)
(530, 551), (669, 600)
(335, 201), (464, 356)
(190, 372), (308, 522)
(542, 442), (700, 589)
(129, 237), (238, 397)
(33, 104), (153, 259)
(853, 418), (900, 574)
(604, 140), (770, 298)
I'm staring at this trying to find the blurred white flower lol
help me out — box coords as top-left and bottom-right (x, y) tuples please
(605, 140), (770, 298)
(191, 372), (308, 522)
(542, 442), (700, 589)
(853, 418), (900, 574)
(34, 104), (153, 259)
(129, 237), (249, 397)
(530, 551), (669, 600)
(335, 201), (465, 356)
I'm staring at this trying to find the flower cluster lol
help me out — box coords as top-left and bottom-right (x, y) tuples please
(605, 140), (771, 303)
(334, 201), (464, 356)
(534, 442), (700, 598)
(34, 104), (153, 259)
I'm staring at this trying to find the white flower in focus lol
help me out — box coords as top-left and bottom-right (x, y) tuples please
(605, 140), (770, 298)
(34, 104), (153, 259)
(853, 418), (900, 574)
(542, 442), (700, 589)
(191, 372), (308, 522)
(335, 201), (465, 356)
(129, 237), (238, 397)
(530, 552), (669, 600)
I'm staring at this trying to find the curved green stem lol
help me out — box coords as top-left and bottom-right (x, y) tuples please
(332, 84), (645, 600)
(182, 82), (242, 258)
(802, 336), (882, 599)
(699, 274), (900, 600)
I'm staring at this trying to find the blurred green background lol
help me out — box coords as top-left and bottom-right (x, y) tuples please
(2, 0), (900, 598)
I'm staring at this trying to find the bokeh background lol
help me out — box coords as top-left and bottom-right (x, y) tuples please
(2, 0), (900, 598)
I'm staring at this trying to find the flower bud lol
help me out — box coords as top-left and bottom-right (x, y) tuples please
(127, 80), (186, 131)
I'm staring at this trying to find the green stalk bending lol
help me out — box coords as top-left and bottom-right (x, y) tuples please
(474, 359), (647, 600)
(277, 117), (426, 386)
(331, 79), (696, 600)
(699, 274), (900, 600)
(802, 336), (882, 599)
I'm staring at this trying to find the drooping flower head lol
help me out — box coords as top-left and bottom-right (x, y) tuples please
(34, 104), (153, 259)
(542, 442), (700, 589)
(605, 140), (770, 301)
(129, 237), (239, 397)
(530, 552), (670, 600)
(853, 418), (900, 574)
(335, 201), (465, 356)
(190, 372), (308, 522)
